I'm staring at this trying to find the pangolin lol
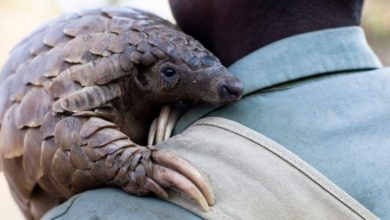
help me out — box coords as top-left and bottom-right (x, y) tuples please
(0, 7), (243, 219)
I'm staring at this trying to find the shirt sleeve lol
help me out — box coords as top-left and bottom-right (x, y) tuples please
(42, 188), (201, 220)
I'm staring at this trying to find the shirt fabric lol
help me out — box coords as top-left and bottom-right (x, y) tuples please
(175, 26), (389, 219)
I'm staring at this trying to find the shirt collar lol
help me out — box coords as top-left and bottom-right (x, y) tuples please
(175, 26), (383, 133)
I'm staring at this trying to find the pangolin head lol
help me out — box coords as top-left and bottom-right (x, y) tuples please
(130, 16), (244, 105)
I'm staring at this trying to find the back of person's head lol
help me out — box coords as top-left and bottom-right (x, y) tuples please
(169, 0), (365, 65)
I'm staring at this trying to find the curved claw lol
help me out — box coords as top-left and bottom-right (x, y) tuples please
(145, 178), (168, 198)
(156, 105), (172, 144)
(147, 118), (158, 146)
(152, 164), (210, 212)
(116, 144), (214, 211)
(152, 150), (215, 206)
(163, 110), (180, 141)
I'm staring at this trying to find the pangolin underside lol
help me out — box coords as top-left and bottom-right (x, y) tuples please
(0, 7), (243, 220)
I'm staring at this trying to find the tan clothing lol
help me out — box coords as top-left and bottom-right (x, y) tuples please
(160, 117), (378, 220)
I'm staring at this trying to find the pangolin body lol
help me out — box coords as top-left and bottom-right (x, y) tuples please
(0, 7), (243, 219)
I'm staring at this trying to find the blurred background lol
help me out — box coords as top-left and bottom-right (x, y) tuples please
(364, 0), (390, 65)
(0, 0), (389, 219)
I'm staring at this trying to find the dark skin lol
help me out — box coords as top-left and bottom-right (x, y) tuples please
(169, 0), (364, 66)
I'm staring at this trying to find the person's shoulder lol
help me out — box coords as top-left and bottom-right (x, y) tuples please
(368, 66), (390, 73)
(42, 188), (200, 220)
(352, 66), (390, 77)
(348, 66), (390, 90)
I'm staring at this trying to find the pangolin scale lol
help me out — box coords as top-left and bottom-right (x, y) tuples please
(0, 7), (243, 219)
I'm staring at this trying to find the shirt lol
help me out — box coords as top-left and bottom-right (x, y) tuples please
(175, 26), (389, 219)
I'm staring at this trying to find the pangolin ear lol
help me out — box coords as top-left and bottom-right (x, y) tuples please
(133, 69), (153, 92)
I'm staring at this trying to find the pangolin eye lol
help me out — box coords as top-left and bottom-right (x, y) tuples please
(161, 67), (176, 77)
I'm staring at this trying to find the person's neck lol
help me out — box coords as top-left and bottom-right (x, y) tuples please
(189, 2), (363, 66)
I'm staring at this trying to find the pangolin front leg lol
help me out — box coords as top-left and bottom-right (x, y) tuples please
(47, 116), (214, 211)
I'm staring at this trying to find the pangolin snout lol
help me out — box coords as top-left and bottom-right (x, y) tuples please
(217, 77), (244, 103)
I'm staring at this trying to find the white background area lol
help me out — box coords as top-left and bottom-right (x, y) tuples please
(0, 1), (173, 219)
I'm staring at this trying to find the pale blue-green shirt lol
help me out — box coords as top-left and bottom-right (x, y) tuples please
(176, 26), (389, 219)
(45, 26), (389, 219)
